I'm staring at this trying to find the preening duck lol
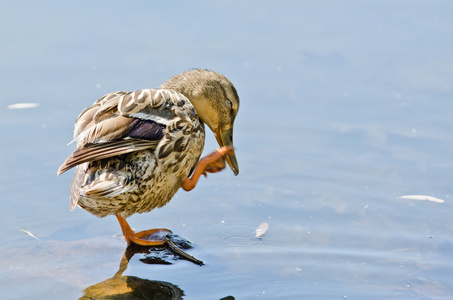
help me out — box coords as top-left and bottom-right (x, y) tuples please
(58, 69), (239, 246)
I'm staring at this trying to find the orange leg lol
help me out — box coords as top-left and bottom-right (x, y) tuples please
(181, 146), (235, 191)
(116, 214), (172, 246)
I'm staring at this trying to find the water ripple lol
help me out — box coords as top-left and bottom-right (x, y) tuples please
(205, 221), (265, 248)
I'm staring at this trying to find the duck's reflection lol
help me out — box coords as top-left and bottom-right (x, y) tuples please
(79, 275), (183, 300)
(79, 242), (187, 300)
(79, 237), (234, 300)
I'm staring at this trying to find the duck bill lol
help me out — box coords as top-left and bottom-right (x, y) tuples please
(215, 128), (239, 175)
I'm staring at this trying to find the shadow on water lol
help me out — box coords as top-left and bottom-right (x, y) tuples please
(79, 246), (184, 300)
(79, 236), (234, 300)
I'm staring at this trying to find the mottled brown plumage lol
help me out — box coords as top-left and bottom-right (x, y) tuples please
(58, 69), (239, 246)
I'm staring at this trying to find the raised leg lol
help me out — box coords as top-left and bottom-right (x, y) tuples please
(116, 214), (172, 246)
(181, 146), (235, 191)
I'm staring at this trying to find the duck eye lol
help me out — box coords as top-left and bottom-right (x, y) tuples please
(225, 99), (232, 108)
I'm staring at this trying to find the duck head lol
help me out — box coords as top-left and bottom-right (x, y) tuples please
(161, 69), (240, 175)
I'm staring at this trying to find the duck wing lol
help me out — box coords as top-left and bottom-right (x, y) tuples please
(58, 89), (193, 175)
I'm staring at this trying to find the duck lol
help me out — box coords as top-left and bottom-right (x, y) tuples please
(58, 69), (239, 246)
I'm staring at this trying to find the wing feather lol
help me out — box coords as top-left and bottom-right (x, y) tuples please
(59, 88), (195, 175)
(69, 163), (88, 210)
(58, 139), (158, 175)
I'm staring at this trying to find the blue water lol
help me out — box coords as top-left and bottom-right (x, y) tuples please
(1, 1), (453, 299)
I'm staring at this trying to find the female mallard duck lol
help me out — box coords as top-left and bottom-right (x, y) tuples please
(58, 69), (239, 246)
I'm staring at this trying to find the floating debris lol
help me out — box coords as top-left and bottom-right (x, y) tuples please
(255, 222), (269, 238)
(8, 103), (39, 109)
(17, 227), (40, 241)
(397, 195), (445, 203)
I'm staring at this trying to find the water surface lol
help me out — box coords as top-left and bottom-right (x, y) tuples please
(1, 1), (453, 299)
